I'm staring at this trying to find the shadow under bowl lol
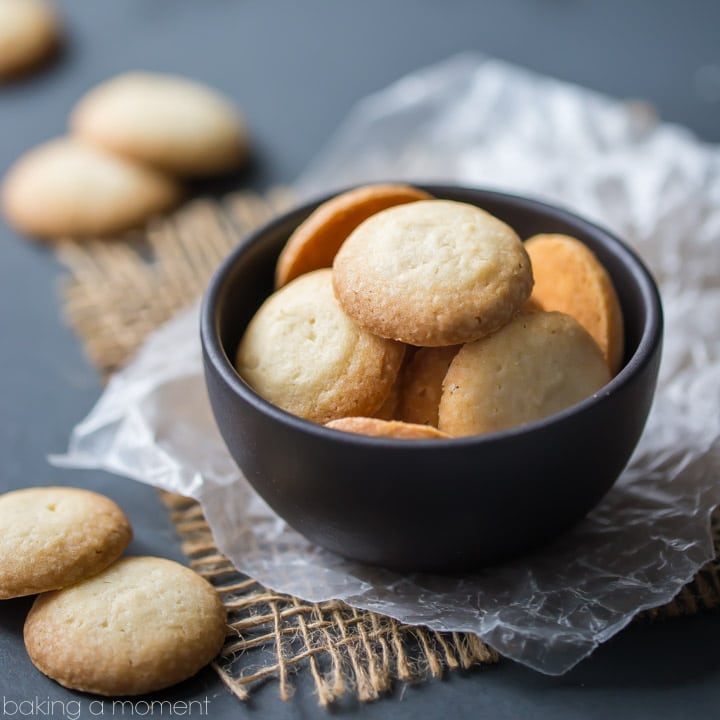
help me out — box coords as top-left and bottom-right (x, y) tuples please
(201, 185), (663, 572)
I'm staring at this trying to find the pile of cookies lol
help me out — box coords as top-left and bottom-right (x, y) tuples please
(236, 184), (624, 439)
(2, 71), (249, 239)
(0, 486), (227, 696)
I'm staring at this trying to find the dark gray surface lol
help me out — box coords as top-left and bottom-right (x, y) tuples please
(1, 1), (719, 717)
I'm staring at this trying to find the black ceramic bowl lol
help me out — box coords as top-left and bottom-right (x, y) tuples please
(201, 186), (663, 572)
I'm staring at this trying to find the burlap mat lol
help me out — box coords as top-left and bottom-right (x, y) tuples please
(56, 192), (720, 704)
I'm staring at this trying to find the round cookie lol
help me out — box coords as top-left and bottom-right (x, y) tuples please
(0, 0), (59, 81)
(1, 137), (182, 239)
(275, 183), (432, 287)
(236, 269), (405, 424)
(24, 556), (227, 696)
(438, 311), (611, 436)
(0, 486), (132, 599)
(525, 233), (625, 374)
(398, 345), (460, 427)
(325, 417), (450, 440)
(332, 199), (534, 346)
(71, 72), (249, 177)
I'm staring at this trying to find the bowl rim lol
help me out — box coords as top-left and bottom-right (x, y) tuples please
(201, 184), (663, 449)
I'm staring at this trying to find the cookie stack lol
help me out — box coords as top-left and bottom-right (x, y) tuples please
(2, 71), (249, 239)
(236, 184), (624, 439)
(0, 486), (227, 695)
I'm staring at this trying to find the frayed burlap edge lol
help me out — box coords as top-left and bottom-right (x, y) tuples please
(55, 190), (719, 704)
(162, 494), (497, 704)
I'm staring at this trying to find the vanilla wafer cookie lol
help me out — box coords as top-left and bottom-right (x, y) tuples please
(525, 233), (625, 373)
(438, 312), (611, 436)
(24, 556), (227, 695)
(0, 0), (59, 80)
(236, 269), (405, 423)
(398, 345), (460, 427)
(0, 486), (132, 599)
(332, 199), (533, 346)
(1, 137), (181, 238)
(325, 417), (450, 439)
(71, 72), (249, 177)
(275, 183), (431, 287)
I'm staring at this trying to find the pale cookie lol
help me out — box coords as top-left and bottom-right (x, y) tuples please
(333, 199), (534, 346)
(24, 556), (227, 696)
(236, 269), (405, 423)
(71, 72), (249, 177)
(0, 0), (59, 81)
(325, 417), (450, 440)
(275, 184), (432, 287)
(0, 486), (132, 599)
(398, 345), (460, 427)
(525, 233), (625, 374)
(1, 137), (182, 238)
(438, 312), (611, 436)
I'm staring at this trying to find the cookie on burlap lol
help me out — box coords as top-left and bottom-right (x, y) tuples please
(24, 556), (227, 696)
(332, 199), (533, 346)
(525, 233), (625, 374)
(325, 417), (450, 440)
(398, 345), (460, 427)
(71, 72), (249, 177)
(1, 138), (182, 239)
(438, 312), (611, 436)
(0, 486), (132, 599)
(275, 183), (432, 287)
(236, 269), (405, 423)
(0, 0), (59, 81)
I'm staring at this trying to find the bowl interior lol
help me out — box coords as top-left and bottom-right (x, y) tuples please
(212, 186), (655, 386)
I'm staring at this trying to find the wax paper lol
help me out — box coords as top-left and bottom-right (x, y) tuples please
(54, 54), (720, 675)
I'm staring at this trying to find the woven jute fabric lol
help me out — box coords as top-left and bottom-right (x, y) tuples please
(56, 191), (720, 704)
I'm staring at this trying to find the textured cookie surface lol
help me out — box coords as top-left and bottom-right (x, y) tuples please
(325, 417), (450, 439)
(71, 72), (249, 176)
(333, 200), (533, 346)
(1, 138), (181, 238)
(398, 345), (460, 427)
(438, 312), (611, 436)
(24, 556), (227, 696)
(525, 233), (625, 374)
(275, 183), (432, 287)
(373, 369), (403, 420)
(0, 0), (59, 80)
(236, 269), (405, 423)
(0, 486), (132, 599)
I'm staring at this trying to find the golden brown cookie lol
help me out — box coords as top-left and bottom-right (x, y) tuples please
(333, 199), (533, 346)
(398, 345), (460, 426)
(71, 72), (249, 177)
(1, 137), (182, 239)
(374, 368), (403, 420)
(0, 0), (60, 81)
(236, 269), (405, 423)
(325, 417), (450, 439)
(525, 233), (625, 374)
(24, 556), (227, 696)
(0, 486), (132, 599)
(438, 312), (611, 436)
(275, 184), (432, 287)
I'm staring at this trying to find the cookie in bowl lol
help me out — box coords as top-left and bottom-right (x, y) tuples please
(236, 268), (405, 424)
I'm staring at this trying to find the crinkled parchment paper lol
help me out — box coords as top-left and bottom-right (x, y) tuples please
(54, 54), (720, 675)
